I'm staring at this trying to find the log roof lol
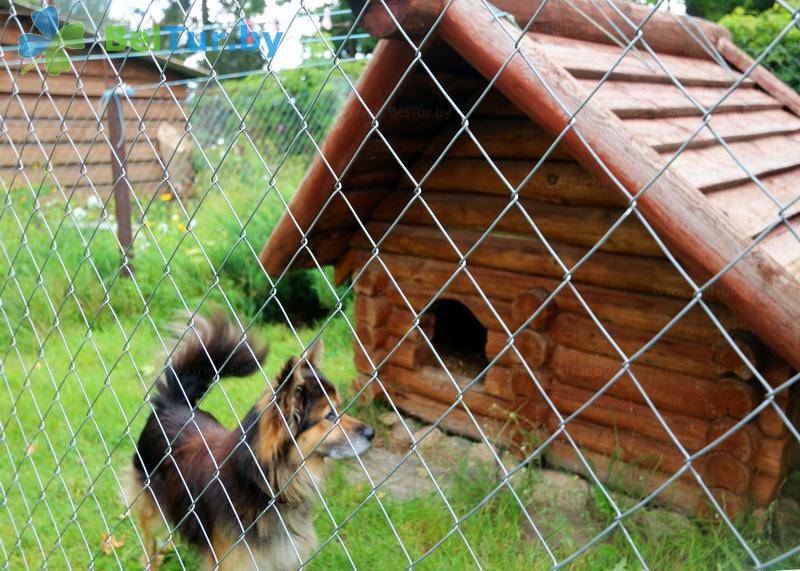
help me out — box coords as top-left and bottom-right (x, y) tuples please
(260, 0), (800, 369)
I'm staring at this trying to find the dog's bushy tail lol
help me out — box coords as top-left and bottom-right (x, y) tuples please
(154, 313), (268, 409)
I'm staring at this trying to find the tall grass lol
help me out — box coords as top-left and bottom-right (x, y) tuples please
(0, 147), (344, 347)
(0, 139), (361, 568)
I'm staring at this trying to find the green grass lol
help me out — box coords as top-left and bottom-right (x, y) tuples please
(1, 148), (798, 569)
(1, 316), (795, 570)
(0, 315), (358, 569)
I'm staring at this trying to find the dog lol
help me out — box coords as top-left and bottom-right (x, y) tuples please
(126, 314), (374, 570)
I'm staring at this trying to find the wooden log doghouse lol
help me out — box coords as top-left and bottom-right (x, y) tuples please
(260, 0), (800, 515)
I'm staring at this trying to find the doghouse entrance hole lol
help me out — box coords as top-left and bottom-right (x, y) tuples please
(428, 299), (488, 378)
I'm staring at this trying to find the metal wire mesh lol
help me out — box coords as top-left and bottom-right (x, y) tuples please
(1, 0), (799, 569)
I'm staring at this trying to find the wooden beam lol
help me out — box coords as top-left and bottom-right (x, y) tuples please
(624, 110), (800, 153)
(717, 37), (800, 118)
(545, 441), (737, 516)
(410, 157), (623, 207)
(0, 142), (156, 169)
(354, 222), (694, 298)
(530, 33), (752, 88)
(547, 417), (691, 474)
(347, 248), (745, 342)
(707, 168), (800, 238)
(595, 80), (779, 119)
(347, 0), (443, 40)
(549, 381), (709, 451)
(491, 0), (731, 61)
(386, 388), (515, 446)
(549, 345), (721, 421)
(438, 0), (800, 370)
(371, 191), (663, 256)
(667, 133), (800, 192)
(547, 417), (753, 496)
(259, 39), (415, 275)
(551, 312), (719, 379)
(383, 364), (519, 420)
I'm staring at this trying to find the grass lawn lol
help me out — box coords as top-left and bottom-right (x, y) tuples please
(1, 143), (797, 569)
(1, 317), (793, 570)
(0, 316), (546, 570)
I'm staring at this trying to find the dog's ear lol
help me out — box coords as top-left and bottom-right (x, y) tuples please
(306, 339), (324, 369)
(276, 357), (305, 412)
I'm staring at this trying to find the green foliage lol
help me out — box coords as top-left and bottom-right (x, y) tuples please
(720, 3), (800, 92)
(684, 0), (773, 21)
(319, 1), (378, 58)
(208, 46), (266, 77)
(190, 59), (365, 164)
(592, 483), (617, 522)
(0, 150), (345, 353)
(160, 0), (267, 73)
(0, 64), (364, 342)
(634, 0), (772, 22)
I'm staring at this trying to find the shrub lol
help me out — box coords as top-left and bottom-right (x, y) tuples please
(190, 148), (351, 327)
(683, 0), (773, 21)
(189, 59), (367, 163)
(720, 3), (800, 92)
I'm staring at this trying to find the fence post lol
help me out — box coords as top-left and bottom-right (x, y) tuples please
(106, 85), (134, 278)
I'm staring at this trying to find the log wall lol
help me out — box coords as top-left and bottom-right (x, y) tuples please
(0, 16), (192, 199)
(334, 69), (799, 515)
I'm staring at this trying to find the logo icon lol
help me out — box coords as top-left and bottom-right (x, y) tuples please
(18, 6), (84, 75)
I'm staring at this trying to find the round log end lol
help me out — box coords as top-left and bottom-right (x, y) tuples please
(751, 473), (782, 507)
(511, 287), (556, 330)
(701, 452), (751, 495)
(757, 395), (791, 438)
(351, 373), (383, 402)
(705, 417), (760, 463)
(707, 377), (760, 419)
(711, 330), (765, 380)
(511, 365), (552, 397)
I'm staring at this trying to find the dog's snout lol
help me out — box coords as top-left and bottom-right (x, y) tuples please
(360, 425), (375, 441)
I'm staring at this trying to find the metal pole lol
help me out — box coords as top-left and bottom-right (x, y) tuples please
(106, 87), (134, 278)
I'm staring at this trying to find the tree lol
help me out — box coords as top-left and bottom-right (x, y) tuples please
(684, 0), (773, 21)
(324, 2), (377, 58)
(274, 0), (377, 60)
(207, 23), (266, 76)
(159, 0), (268, 74)
(161, 0), (193, 28)
(720, 4), (800, 91)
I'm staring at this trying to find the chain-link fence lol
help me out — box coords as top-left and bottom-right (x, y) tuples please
(1, 0), (800, 569)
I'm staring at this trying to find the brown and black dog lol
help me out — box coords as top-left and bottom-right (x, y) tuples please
(126, 315), (374, 570)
